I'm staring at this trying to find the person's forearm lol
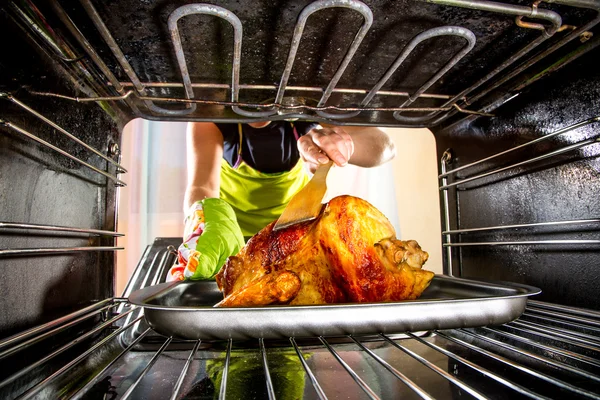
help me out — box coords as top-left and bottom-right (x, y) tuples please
(184, 122), (224, 212)
(345, 126), (396, 167)
(184, 185), (220, 211)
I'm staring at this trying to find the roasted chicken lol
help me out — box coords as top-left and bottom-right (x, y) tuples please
(215, 195), (434, 307)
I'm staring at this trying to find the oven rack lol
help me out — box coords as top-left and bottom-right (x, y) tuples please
(11, 0), (599, 125)
(0, 298), (599, 399)
(439, 115), (600, 260)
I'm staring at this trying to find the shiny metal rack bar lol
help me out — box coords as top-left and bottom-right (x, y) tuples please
(484, 326), (600, 367)
(0, 246), (124, 257)
(518, 319), (600, 347)
(511, 320), (600, 348)
(0, 304), (116, 361)
(169, 340), (202, 400)
(521, 312), (600, 336)
(527, 305), (600, 327)
(456, 329), (600, 384)
(440, 151), (454, 275)
(259, 338), (277, 400)
(6, 1), (83, 63)
(0, 119), (126, 186)
(0, 221), (123, 237)
(1, 94), (127, 173)
(529, 300), (600, 318)
(3, 300), (600, 399)
(290, 337), (328, 400)
(119, 248), (173, 329)
(218, 339), (233, 400)
(467, 0), (600, 119)
(120, 336), (174, 400)
(444, 239), (600, 246)
(443, 218), (600, 235)
(438, 117), (600, 253)
(0, 304), (116, 360)
(319, 336), (380, 400)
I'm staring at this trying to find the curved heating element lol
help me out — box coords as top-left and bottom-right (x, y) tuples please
(232, 0), (374, 118)
(393, 0), (563, 125)
(19, 0), (594, 125)
(320, 26), (477, 120)
(168, 4), (245, 118)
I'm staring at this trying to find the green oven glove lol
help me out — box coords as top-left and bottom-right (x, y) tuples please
(167, 198), (245, 281)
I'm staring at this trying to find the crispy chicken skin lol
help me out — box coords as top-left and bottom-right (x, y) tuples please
(215, 195), (433, 307)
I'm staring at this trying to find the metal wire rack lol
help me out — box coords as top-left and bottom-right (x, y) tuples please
(0, 296), (599, 399)
(0, 240), (597, 399)
(9, 0), (599, 124)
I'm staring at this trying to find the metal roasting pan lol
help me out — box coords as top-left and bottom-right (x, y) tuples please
(129, 275), (541, 340)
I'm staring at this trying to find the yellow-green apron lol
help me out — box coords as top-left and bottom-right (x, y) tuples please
(219, 123), (310, 238)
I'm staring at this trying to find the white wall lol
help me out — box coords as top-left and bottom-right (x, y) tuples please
(385, 128), (443, 274)
(116, 119), (187, 294)
(116, 121), (442, 294)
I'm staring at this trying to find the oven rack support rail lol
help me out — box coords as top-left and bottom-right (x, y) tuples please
(439, 116), (600, 262)
(0, 221), (123, 256)
(0, 93), (125, 256)
(8, 0), (599, 125)
(0, 93), (127, 186)
(0, 299), (599, 399)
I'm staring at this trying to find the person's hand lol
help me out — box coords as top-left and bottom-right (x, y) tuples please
(298, 127), (355, 173)
(167, 198), (245, 281)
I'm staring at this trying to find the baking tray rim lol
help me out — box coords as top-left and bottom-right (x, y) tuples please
(129, 274), (542, 311)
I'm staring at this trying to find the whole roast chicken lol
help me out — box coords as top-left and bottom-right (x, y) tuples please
(215, 195), (434, 307)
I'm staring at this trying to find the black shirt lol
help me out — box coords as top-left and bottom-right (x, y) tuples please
(215, 121), (319, 174)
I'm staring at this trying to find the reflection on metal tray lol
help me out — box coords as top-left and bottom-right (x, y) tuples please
(129, 275), (540, 340)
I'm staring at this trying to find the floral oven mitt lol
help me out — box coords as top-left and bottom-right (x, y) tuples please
(167, 198), (245, 281)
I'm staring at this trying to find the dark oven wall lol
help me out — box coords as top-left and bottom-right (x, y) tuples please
(0, 6), (130, 339)
(433, 48), (600, 309)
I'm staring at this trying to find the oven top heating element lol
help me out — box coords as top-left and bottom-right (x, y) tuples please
(5, 0), (599, 126)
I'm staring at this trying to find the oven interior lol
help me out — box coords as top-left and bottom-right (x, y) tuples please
(1, 0), (599, 398)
